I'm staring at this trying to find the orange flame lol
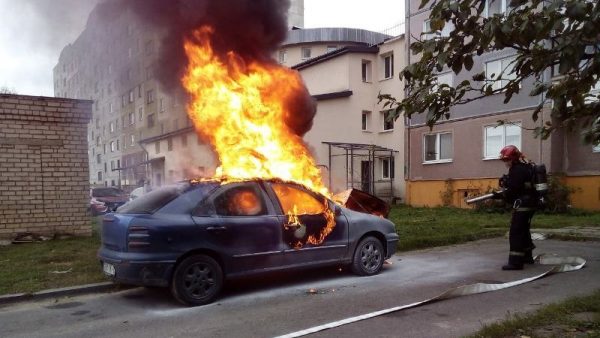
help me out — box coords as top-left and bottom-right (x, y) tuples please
(182, 26), (328, 196)
(182, 26), (336, 246)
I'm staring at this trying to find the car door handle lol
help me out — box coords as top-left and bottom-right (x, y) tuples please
(206, 226), (227, 232)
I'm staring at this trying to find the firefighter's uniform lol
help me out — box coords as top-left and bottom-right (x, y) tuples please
(497, 161), (537, 270)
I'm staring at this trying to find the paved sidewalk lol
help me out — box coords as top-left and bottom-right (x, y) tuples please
(531, 226), (600, 240)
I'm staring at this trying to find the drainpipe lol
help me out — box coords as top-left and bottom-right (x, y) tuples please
(405, 0), (411, 205)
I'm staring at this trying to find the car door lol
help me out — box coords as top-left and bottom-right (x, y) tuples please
(192, 182), (285, 276)
(265, 182), (349, 266)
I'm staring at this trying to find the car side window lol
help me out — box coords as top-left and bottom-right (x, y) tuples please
(213, 184), (267, 217)
(271, 183), (325, 215)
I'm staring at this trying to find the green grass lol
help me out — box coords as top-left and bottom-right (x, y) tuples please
(0, 219), (105, 295)
(467, 289), (600, 337)
(0, 207), (599, 295)
(389, 205), (600, 251)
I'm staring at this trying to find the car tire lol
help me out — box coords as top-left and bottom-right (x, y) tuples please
(351, 236), (384, 276)
(171, 254), (223, 306)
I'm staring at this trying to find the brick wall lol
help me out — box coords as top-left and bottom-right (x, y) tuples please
(0, 94), (92, 240)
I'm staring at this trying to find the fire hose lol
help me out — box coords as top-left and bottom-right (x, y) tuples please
(274, 255), (586, 338)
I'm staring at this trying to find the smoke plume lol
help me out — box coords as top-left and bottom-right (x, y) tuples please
(96, 0), (316, 136)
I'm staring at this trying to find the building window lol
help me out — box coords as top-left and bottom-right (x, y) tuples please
(155, 141), (160, 154)
(423, 19), (454, 40)
(382, 110), (394, 131)
(109, 103), (113, 113)
(381, 157), (395, 179)
(485, 0), (507, 17)
(138, 107), (143, 121)
(382, 53), (394, 79)
(96, 154), (101, 164)
(104, 162), (107, 173)
(110, 141), (115, 152)
(167, 137), (173, 151)
(301, 47), (311, 60)
(147, 113), (155, 128)
(146, 90), (155, 104)
(110, 161), (114, 171)
(129, 90), (134, 102)
(181, 134), (188, 147)
(130, 134), (135, 146)
(326, 45), (337, 53)
(424, 132), (453, 162)
(110, 122), (115, 133)
(129, 112), (135, 125)
(485, 56), (517, 91)
(116, 139), (120, 151)
(362, 60), (372, 82)
(145, 40), (154, 55)
(159, 98), (164, 112)
(97, 172), (102, 181)
(278, 50), (287, 63)
(362, 111), (371, 131)
(484, 123), (521, 159)
(433, 72), (453, 92)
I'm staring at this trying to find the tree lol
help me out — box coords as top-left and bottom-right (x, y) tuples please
(379, 0), (600, 145)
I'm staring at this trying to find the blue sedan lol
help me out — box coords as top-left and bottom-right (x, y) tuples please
(98, 179), (399, 306)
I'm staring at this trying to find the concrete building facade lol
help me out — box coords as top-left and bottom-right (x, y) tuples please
(0, 94), (92, 240)
(278, 28), (406, 201)
(405, 0), (600, 210)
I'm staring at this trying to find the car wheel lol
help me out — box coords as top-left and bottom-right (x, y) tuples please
(171, 254), (223, 306)
(351, 236), (384, 276)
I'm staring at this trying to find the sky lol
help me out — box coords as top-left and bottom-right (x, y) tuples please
(0, 0), (404, 97)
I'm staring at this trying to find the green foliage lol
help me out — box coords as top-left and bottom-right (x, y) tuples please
(544, 173), (578, 213)
(379, 0), (600, 145)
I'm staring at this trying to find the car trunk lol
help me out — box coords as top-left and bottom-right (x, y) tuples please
(101, 214), (135, 252)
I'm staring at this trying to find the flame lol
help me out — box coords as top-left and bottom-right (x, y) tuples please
(182, 26), (327, 195)
(182, 26), (336, 246)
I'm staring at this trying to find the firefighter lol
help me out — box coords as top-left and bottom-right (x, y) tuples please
(494, 145), (537, 270)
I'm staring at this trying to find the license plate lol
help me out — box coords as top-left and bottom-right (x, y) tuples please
(103, 262), (115, 276)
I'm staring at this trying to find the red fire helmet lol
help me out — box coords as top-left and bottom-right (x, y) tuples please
(499, 145), (521, 161)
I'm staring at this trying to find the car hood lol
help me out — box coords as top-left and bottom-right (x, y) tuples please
(333, 189), (390, 218)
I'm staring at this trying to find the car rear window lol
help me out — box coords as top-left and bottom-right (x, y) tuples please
(117, 183), (191, 214)
(92, 188), (125, 197)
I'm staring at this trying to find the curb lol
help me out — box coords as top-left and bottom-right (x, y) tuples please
(0, 282), (135, 306)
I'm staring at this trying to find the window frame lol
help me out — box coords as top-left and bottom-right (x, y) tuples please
(361, 111), (371, 131)
(382, 53), (394, 80)
(301, 47), (312, 60)
(485, 56), (517, 91)
(423, 131), (453, 164)
(485, 0), (507, 18)
(380, 157), (395, 180)
(483, 122), (522, 159)
(381, 110), (394, 132)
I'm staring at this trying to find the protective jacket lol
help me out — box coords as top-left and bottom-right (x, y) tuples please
(501, 161), (537, 209)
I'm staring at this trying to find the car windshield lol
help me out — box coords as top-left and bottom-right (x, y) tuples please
(92, 188), (125, 197)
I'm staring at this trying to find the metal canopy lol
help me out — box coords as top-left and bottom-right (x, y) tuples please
(322, 142), (399, 202)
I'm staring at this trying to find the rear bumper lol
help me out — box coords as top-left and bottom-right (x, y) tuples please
(385, 233), (399, 259)
(98, 248), (177, 287)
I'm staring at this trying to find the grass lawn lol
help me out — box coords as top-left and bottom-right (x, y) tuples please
(468, 289), (600, 337)
(0, 207), (599, 295)
(0, 219), (106, 295)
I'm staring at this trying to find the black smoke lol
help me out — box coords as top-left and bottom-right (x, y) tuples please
(96, 0), (315, 136)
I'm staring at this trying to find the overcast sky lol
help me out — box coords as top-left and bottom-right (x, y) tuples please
(0, 0), (404, 97)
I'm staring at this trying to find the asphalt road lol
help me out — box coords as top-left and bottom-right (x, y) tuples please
(1, 238), (599, 338)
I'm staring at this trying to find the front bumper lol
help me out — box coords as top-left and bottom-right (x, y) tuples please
(385, 233), (400, 259)
(98, 248), (177, 287)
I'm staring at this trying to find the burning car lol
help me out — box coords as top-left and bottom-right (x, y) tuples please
(98, 179), (399, 306)
(89, 187), (129, 215)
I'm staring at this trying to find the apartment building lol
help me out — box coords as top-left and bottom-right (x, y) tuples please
(278, 28), (406, 201)
(405, 0), (600, 210)
(54, 1), (305, 190)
